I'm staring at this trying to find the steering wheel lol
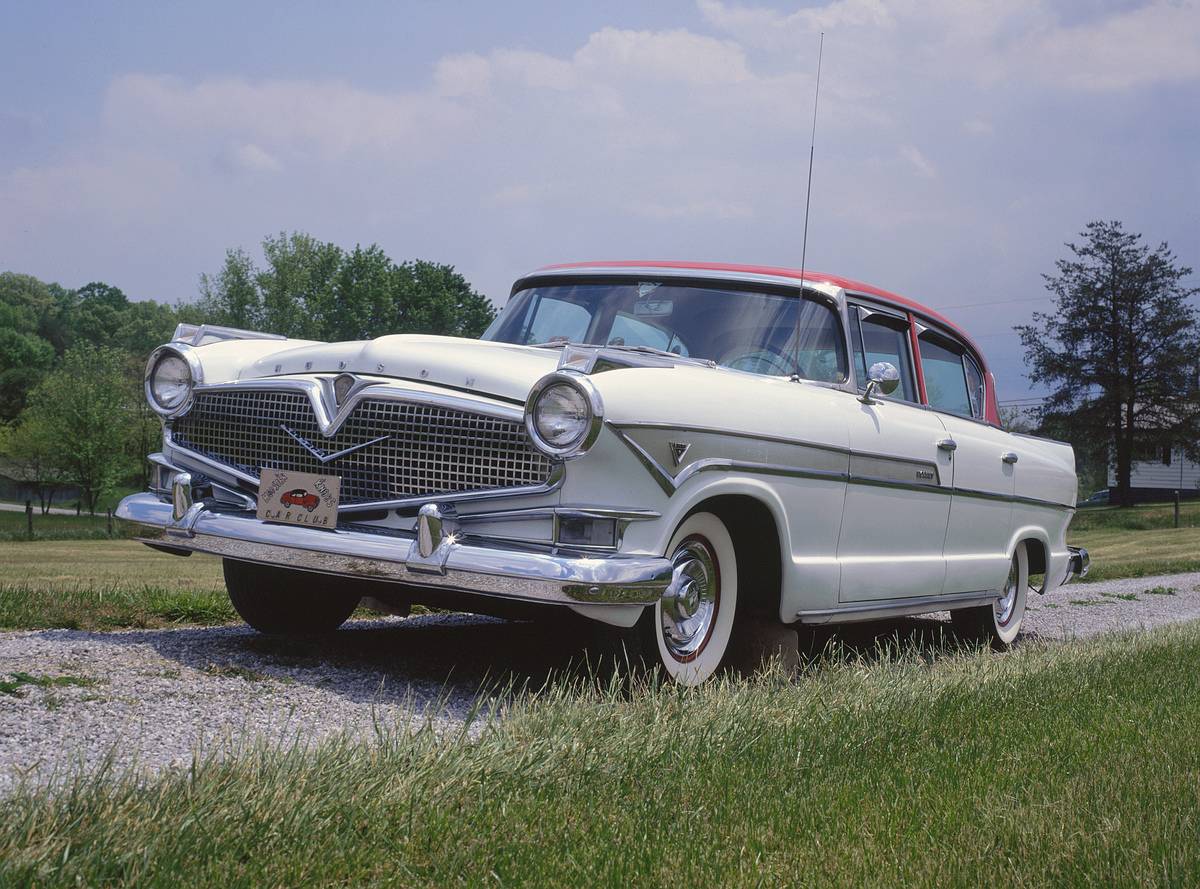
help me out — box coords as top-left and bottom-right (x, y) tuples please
(721, 346), (793, 376)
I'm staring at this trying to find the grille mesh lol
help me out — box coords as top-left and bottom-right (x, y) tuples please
(171, 389), (553, 504)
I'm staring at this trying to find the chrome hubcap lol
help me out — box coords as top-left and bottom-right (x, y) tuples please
(660, 538), (719, 661)
(995, 559), (1019, 626)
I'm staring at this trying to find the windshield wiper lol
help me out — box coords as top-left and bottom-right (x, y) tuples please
(528, 340), (716, 368)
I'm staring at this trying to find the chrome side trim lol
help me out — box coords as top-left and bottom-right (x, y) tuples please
(612, 421), (1075, 510)
(676, 459), (848, 488)
(610, 427), (677, 496)
(116, 493), (672, 606)
(796, 590), (999, 625)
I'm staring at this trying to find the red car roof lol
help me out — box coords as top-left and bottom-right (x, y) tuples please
(539, 260), (975, 349)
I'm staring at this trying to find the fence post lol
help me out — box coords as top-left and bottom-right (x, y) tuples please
(25, 499), (33, 539)
(1175, 490), (1181, 529)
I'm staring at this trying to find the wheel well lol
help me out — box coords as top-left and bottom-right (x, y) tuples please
(687, 495), (783, 619)
(1022, 537), (1048, 589)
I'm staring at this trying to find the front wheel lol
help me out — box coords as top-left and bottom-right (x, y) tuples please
(223, 559), (361, 635)
(640, 512), (739, 685)
(951, 543), (1028, 650)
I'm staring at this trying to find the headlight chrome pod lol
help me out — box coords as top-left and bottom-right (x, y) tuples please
(524, 371), (604, 460)
(144, 344), (202, 417)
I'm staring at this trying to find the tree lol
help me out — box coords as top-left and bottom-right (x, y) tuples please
(195, 233), (496, 341)
(0, 414), (67, 513)
(198, 248), (262, 329)
(1016, 220), (1200, 507)
(0, 273), (58, 420)
(24, 345), (130, 514)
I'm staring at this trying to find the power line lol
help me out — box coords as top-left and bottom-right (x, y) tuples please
(933, 295), (1052, 311)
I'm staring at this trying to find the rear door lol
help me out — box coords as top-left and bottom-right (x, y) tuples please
(918, 331), (1015, 594)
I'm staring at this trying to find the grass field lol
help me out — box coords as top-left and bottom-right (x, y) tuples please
(1069, 501), (1200, 581)
(0, 509), (138, 542)
(0, 541), (230, 630)
(2, 624), (1198, 886)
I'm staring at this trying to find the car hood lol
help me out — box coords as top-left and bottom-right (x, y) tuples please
(238, 335), (563, 403)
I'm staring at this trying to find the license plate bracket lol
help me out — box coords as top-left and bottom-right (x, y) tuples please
(256, 469), (340, 530)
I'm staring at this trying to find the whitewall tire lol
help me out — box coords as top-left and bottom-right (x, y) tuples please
(951, 542), (1028, 650)
(645, 512), (739, 685)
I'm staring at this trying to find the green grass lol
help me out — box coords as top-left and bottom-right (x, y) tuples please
(2, 626), (1200, 887)
(0, 671), (98, 697)
(1071, 498), (1200, 532)
(1068, 525), (1200, 582)
(0, 540), (231, 630)
(0, 509), (138, 541)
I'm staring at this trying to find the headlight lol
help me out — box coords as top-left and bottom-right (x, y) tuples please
(525, 373), (603, 459)
(145, 347), (197, 415)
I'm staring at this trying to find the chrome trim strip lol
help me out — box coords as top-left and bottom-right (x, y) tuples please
(797, 590), (999, 625)
(116, 493), (672, 606)
(612, 422), (1075, 509)
(676, 459), (848, 488)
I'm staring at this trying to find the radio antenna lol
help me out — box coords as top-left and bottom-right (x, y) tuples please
(791, 32), (824, 382)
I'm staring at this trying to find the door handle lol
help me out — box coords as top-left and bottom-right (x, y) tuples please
(936, 438), (957, 452)
(1001, 451), (1019, 464)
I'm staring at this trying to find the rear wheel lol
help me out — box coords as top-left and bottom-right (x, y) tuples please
(223, 559), (360, 635)
(951, 543), (1028, 650)
(640, 512), (739, 685)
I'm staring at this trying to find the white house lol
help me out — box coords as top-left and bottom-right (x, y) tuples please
(1108, 444), (1200, 501)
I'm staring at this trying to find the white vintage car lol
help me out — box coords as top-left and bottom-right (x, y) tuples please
(118, 261), (1088, 683)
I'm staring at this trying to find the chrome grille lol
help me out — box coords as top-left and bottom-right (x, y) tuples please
(170, 389), (554, 504)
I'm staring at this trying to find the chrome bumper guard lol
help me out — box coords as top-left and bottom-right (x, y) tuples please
(115, 491), (673, 607)
(1065, 545), (1090, 583)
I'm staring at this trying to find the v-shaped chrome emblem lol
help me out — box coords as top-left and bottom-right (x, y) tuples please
(280, 424), (389, 464)
(668, 441), (691, 467)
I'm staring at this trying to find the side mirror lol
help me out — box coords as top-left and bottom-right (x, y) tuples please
(859, 361), (900, 404)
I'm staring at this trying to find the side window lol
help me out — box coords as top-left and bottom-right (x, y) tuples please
(963, 353), (985, 419)
(918, 333), (973, 416)
(850, 308), (918, 402)
(519, 296), (592, 345)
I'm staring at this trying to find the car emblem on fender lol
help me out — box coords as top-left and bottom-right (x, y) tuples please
(279, 424), (389, 463)
(668, 441), (691, 467)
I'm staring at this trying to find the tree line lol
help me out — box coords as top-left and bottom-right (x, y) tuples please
(0, 233), (495, 513)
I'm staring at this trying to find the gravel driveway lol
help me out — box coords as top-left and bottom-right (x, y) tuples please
(3, 570), (1199, 794)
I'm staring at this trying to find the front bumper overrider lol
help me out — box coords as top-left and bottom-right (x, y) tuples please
(115, 489), (674, 607)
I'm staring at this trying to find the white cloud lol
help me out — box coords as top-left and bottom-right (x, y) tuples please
(1, 5), (1196, 402)
(900, 145), (937, 179)
(228, 143), (281, 173)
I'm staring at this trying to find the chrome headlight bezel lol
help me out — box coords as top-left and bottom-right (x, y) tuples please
(145, 344), (202, 418)
(524, 372), (604, 460)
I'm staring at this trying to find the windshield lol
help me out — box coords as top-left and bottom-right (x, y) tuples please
(482, 280), (848, 382)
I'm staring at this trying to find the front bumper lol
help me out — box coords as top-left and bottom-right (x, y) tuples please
(115, 492), (673, 607)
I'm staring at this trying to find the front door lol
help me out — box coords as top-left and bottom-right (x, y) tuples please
(838, 397), (954, 601)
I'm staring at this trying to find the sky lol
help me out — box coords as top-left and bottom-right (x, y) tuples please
(1, 0), (1197, 401)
